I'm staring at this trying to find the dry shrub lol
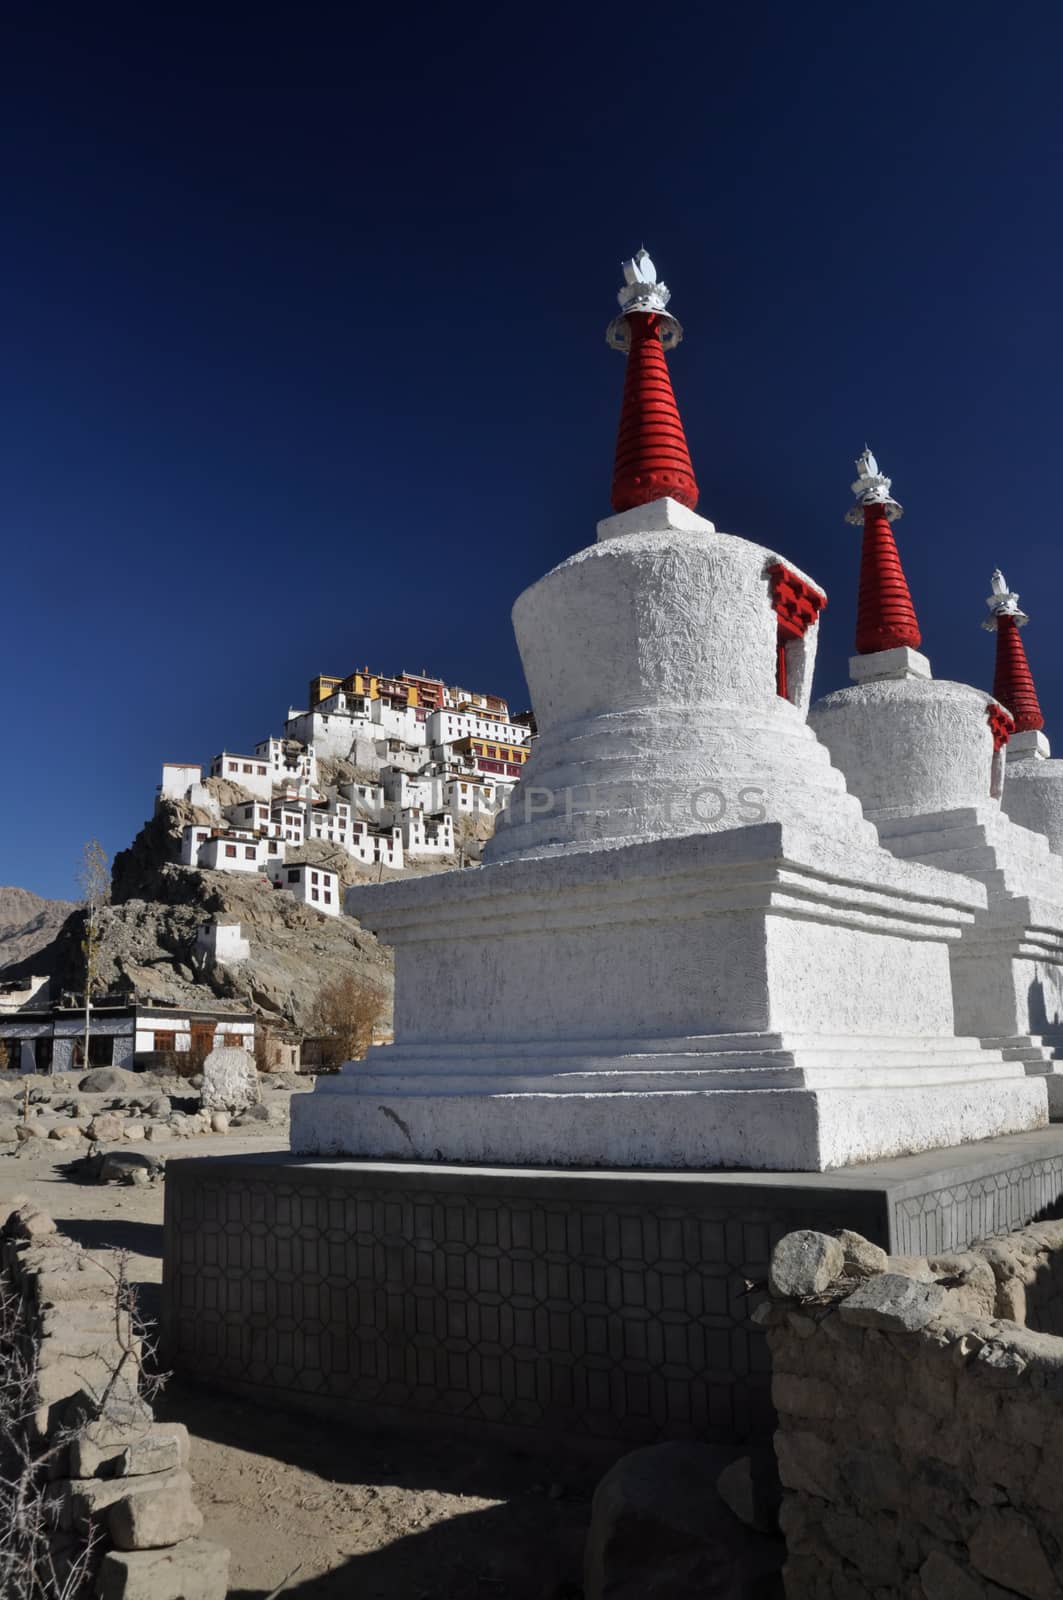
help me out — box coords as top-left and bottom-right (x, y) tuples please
(307, 976), (385, 1071)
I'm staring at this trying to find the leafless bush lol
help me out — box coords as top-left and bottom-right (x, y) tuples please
(307, 975), (386, 1071)
(0, 1244), (165, 1597)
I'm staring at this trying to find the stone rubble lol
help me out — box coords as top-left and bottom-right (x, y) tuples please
(0, 1198), (230, 1597)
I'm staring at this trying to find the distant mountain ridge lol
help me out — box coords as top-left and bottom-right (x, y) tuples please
(0, 886), (77, 974)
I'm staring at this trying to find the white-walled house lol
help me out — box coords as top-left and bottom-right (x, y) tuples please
(181, 826), (277, 872)
(224, 800), (274, 834)
(180, 824), (212, 866)
(402, 812), (454, 857)
(267, 861), (340, 915)
(199, 832), (270, 873)
(0, 1000), (255, 1075)
(158, 762), (221, 817)
(194, 921), (251, 970)
(271, 802), (306, 846)
(160, 762), (203, 800)
(427, 708), (530, 748)
(209, 752), (274, 801)
(255, 736), (318, 787)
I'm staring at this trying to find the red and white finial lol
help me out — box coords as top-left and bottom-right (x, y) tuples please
(607, 249), (699, 514)
(982, 569), (1045, 734)
(846, 447), (923, 656)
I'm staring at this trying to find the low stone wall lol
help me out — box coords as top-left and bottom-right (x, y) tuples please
(1, 1198), (229, 1598)
(761, 1223), (1063, 1599)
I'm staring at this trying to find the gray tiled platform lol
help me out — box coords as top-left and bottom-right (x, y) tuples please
(162, 1130), (1063, 1449)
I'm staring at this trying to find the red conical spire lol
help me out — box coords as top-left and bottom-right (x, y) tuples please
(845, 449), (922, 654)
(607, 251), (698, 514)
(983, 571), (1044, 733)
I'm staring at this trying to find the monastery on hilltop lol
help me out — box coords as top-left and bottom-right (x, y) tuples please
(159, 666), (533, 914)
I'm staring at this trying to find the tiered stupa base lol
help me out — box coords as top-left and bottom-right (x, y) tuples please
(292, 824), (1045, 1172)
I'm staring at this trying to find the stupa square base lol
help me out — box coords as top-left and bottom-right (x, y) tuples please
(162, 1131), (1063, 1450)
(301, 824), (1046, 1171)
(293, 1076), (1046, 1172)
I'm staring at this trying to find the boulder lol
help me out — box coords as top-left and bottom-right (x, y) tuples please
(584, 1442), (780, 1599)
(97, 1151), (165, 1185)
(836, 1229), (889, 1279)
(201, 1046), (260, 1114)
(88, 1113), (126, 1143)
(147, 1096), (171, 1118)
(48, 1122), (84, 1142)
(839, 1273), (947, 1333)
(209, 1110), (229, 1133)
(79, 1068), (141, 1094)
(769, 1231), (845, 1299)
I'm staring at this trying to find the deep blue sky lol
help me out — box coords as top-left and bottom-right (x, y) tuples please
(4, 3), (1062, 900)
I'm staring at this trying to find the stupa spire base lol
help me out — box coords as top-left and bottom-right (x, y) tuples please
(849, 645), (932, 685)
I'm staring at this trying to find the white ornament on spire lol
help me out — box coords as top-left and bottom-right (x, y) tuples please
(607, 246), (683, 352)
(982, 568), (1028, 630)
(844, 445), (903, 524)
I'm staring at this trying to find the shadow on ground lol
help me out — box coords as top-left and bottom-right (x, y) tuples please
(50, 1215), (163, 1257)
(160, 1379), (596, 1600)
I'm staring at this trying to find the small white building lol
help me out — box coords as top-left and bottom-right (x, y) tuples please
(255, 736), (318, 787)
(427, 708), (529, 748)
(158, 763), (221, 817)
(267, 861), (340, 915)
(402, 812), (454, 857)
(224, 799), (274, 833)
(199, 832), (269, 874)
(209, 752), (274, 801)
(194, 921), (251, 970)
(160, 762), (203, 800)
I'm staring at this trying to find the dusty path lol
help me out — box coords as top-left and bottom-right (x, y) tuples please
(0, 1136), (593, 1599)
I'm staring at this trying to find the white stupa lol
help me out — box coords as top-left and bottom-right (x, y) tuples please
(292, 262), (1045, 1171)
(809, 464), (1063, 1105)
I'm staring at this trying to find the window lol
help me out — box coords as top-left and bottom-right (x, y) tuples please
(268, 842), (278, 855)
(311, 889), (319, 901)
(197, 831), (207, 842)
(258, 766), (267, 776)
(35, 1038), (53, 1073)
(224, 1033), (242, 1048)
(311, 871), (319, 885)
(88, 1034), (113, 1067)
(323, 891), (332, 905)
(154, 1030), (176, 1053)
(228, 762), (238, 774)
(225, 844), (237, 858)
(287, 869), (299, 883)
(243, 763), (252, 774)
(244, 846), (255, 859)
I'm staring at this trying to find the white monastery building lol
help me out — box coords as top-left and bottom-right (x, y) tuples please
(156, 657), (531, 919)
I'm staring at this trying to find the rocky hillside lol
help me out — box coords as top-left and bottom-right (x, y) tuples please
(6, 779), (490, 1035)
(0, 887), (76, 973)
(4, 864), (393, 1033)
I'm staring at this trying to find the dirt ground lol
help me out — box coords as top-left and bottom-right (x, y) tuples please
(0, 1133), (595, 1599)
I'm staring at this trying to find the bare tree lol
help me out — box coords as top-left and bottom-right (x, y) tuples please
(307, 976), (385, 1070)
(76, 841), (110, 1074)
